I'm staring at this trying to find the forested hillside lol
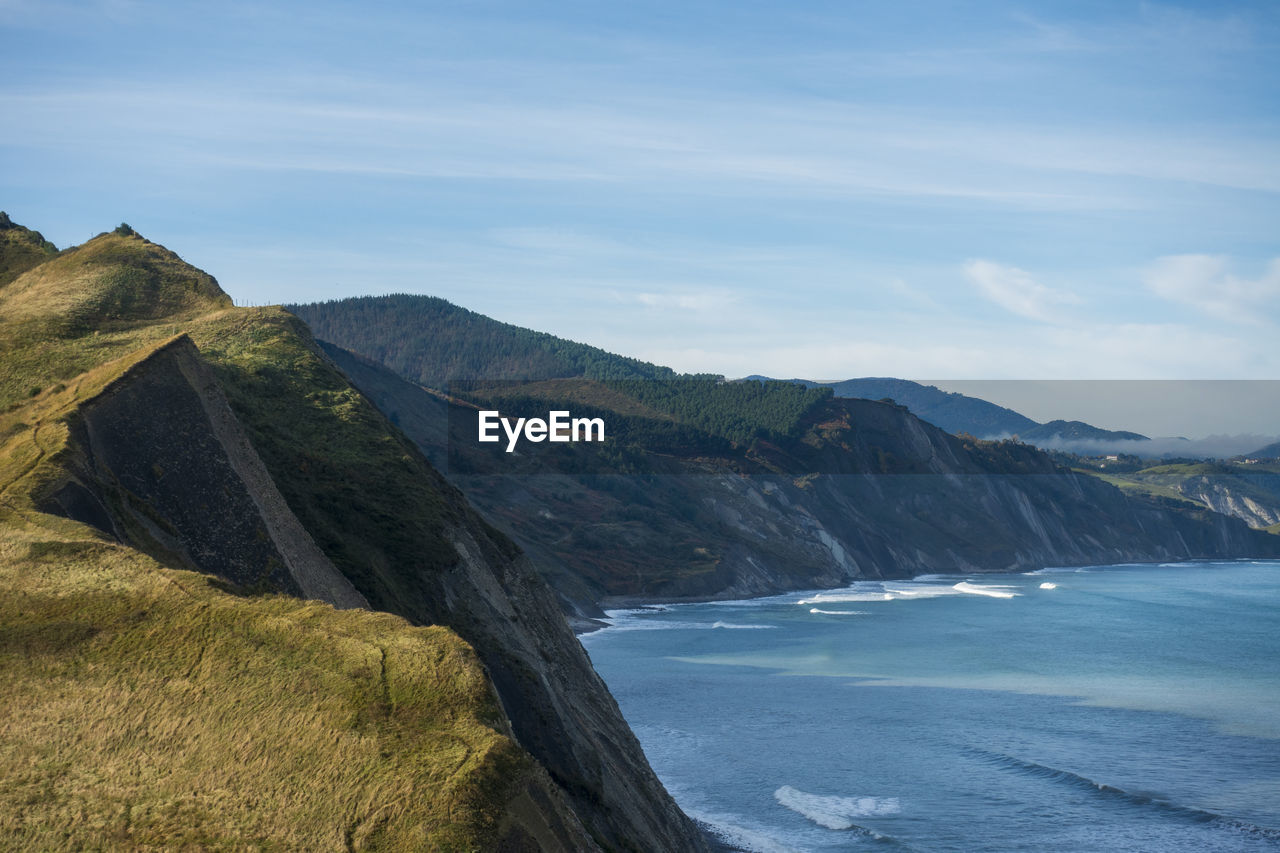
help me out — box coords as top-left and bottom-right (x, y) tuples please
(291, 294), (678, 384)
(293, 294), (832, 444)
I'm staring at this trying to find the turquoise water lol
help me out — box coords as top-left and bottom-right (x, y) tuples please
(582, 561), (1280, 852)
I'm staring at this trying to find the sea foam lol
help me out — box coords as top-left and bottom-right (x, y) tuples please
(953, 581), (1018, 598)
(774, 785), (901, 830)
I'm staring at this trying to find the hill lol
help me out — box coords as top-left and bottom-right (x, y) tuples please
(291, 293), (680, 385)
(1246, 440), (1280, 459)
(1074, 460), (1280, 530)
(753, 376), (1151, 447)
(293, 294), (832, 444)
(293, 296), (1278, 615)
(762, 376), (1039, 437)
(0, 221), (707, 851)
(0, 211), (58, 287)
(1020, 419), (1149, 445)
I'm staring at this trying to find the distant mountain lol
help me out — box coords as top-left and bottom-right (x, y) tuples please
(747, 377), (1039, 438)
(1246, 440), (1280, 459)
(294, 294), (1278, 619)
(753, 376), (1150, 445)
(1020, 419), (1149, 445)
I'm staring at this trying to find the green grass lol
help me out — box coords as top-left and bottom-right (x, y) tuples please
(1076, 469), (1199, 504)
(184, 306), (496, 611)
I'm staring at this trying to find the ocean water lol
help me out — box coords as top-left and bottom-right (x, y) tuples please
(581, 561), (1280, 852)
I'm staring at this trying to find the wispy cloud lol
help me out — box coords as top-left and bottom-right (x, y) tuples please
(1144, 255), (1280, 324)
(631, 290), (737, 312)
(963, 260), (1079, 322)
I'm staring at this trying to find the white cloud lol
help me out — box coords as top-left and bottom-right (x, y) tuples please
(1144, 255), (1280, 324)
(963, 260), (1079, 321)
(632, 290), (737, 312)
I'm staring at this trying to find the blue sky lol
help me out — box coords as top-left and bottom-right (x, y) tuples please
(3, 0), (1279, 398)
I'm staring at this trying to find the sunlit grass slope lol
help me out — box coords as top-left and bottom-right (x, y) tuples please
(0, 514), (527, 850)
(0, 225), (538, 850)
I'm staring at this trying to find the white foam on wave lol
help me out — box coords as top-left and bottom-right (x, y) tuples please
(953, 581), (1018, 599)
(774, 785), (901, 830)
(884, 584), (962, 598)
(809, 608), (869, 616)
(801, 578), (1029, 605)
(601, 605), (673, 619)
(799, 590), (894, 604)
(1039, 582), (1057, 590)
(1024, 565), (1095, 575)
(598, 619), (777, 633)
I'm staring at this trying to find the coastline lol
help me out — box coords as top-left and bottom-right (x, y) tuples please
(572, 556), (1275, 636)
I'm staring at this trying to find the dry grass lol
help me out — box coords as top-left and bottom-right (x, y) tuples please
(0, 514), (528, 851)
(0, 230), (533, 850)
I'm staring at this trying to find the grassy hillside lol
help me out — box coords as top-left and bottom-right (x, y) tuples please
(0, 229), (231, 412)
(0, 212), (59, 287)
(0, 344), (531, 851)
(0, 515), (526, 850)
(1, 220), (707, 852)
(0, 223), (609, 850)
(1077, 461), (1280, 529)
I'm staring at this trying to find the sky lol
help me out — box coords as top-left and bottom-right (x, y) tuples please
(2, 1), (1279, 435)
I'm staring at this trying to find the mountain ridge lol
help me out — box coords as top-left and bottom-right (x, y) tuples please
(0, 220), (709, 851)
(295, 295), (1278, 618)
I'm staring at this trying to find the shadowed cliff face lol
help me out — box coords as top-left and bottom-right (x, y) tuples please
(42, 335), (368, 609)
(197, 316), (710, 852)
(2, 224), (711, 852)
(319, 342), (1279, 615)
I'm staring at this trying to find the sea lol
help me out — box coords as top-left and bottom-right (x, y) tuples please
(581, 560), (1280, 852)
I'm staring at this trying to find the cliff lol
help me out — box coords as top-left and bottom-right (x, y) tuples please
(0, 223), (708, 851)
(315, 321), (1279, 616)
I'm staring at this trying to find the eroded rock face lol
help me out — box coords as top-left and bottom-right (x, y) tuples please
(434, 525), (711, 852)
(320, 341), (1279, 615)
(45, 336), (366, 609)
(41, 333), (710, 852)
(1181, 476), (1280, 530)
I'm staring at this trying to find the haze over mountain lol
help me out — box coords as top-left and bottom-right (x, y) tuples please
(749, 376), (1150, 446)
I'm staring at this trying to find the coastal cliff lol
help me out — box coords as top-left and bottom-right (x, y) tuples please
(309, 303), (1280, 616)
(0, 220), (709, 851)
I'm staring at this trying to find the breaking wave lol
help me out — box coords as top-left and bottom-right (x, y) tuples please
(774, 785), (902, 832)
(953, 581), (1018, 598)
